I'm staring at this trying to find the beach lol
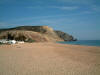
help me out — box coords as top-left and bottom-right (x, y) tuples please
(0, 43), (100, 75)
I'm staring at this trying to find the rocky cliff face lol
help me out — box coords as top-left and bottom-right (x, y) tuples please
(0, 26), (76, 42)
(55, 31), (74, 41)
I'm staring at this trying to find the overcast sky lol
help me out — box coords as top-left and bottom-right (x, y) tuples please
(0, 0), (100, 40)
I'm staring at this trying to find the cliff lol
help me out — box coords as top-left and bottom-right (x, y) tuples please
(55, 31), (74, 41)
(0, 26), (76, 42)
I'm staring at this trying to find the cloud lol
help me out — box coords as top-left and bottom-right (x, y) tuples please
(5, 10), (93, 24)
(0, 22), (21, 28)
(27, 6), (42, 9)
(0, 0), (17, 4)
(27, 5), (79, 10)
(92, 5), (100, 12)
(8, 14), (78, 22)
(55, 0), (94, 5)
(51, 6), (79, 10)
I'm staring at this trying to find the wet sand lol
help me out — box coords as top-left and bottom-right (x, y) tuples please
(0, 43), (100, 75)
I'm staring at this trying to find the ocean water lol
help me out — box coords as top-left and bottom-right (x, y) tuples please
(57, 40), (100, 47)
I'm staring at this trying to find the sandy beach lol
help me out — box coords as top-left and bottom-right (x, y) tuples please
(0, 43), (100, 75)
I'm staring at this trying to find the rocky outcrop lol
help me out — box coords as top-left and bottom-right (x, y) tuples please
(55, 31), (75, 41)
(0, 26), (76, 42)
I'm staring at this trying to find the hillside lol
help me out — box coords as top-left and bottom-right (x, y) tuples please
(0, 26), (76, 42)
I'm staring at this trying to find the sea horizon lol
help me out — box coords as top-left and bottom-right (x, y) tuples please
(57, 40), (100, 47)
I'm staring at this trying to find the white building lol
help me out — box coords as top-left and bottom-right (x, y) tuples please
(8, 40), (16, 44)
(0, 39), (26, 44)
(17, 41), (24, 44)
(0, 39), (8, 44)
(0, 39), (16, 44)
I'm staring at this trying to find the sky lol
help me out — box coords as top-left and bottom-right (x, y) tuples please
(0, 0), (100, 40)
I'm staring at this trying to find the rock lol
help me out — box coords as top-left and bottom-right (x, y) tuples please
(55, 31), (75, 41)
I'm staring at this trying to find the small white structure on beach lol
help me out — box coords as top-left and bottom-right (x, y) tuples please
(0, 39), (8, 44)
(8, 40), (16, 44)
(17, 41), (24, 44)
(0, 39), (16, 44)
(0, 39), (25, 44)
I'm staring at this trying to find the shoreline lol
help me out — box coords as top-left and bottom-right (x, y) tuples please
(0, 42), (100, 48)
(57, 40), (100, 47)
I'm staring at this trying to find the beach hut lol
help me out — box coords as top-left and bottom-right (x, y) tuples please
(8, 40), (16, 44)
(17, 41), (24, 44)
(0, 39), (8, 44)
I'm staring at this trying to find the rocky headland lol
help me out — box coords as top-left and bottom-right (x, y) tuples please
(0, 26), (77, 42)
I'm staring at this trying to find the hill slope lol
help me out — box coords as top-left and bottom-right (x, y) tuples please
(0, 26), (76, 42)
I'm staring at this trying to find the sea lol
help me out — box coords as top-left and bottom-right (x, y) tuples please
(57, 40), (100, 47)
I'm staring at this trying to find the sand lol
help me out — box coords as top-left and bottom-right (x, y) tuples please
(0, 43), (100, 75)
